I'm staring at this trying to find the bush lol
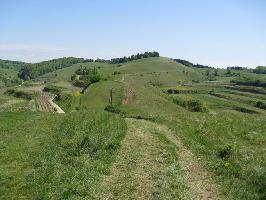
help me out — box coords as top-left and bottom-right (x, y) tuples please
(104, 105), (124, 114)
(73, 80), (86, 88)
(5, 89), (32, 100)
(43, 85), (62, 95)
(217, 145), (233, 159)
(72, 67), (101, 88)
(186, 99), (207, 112)
(170, 96), (207, 112)
(149, 80), (163, 87)
(255, 101), (266, 110)
(113, 71), (121, 75)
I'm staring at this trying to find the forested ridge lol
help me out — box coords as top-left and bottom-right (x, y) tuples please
(18, 57), (84, 80)
(0, 59), (28, 71)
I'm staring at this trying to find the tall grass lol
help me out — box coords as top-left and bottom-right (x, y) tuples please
(0, 111), (127, 199)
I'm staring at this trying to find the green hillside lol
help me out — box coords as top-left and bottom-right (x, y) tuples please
(117, 57), (205, 85)
(0, 56), (265, 199)
(0, 59), (26, 87)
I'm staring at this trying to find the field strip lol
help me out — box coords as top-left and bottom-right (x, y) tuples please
(35, 93), (65, 113)
(0, 99), (24, 108)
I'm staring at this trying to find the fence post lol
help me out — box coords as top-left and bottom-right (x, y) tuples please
(109, 88), (113, 106)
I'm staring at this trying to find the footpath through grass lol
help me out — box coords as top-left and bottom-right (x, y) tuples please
(95, 118), (191, 200)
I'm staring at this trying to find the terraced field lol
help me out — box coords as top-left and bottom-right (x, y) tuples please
(35, 93), (54, 112)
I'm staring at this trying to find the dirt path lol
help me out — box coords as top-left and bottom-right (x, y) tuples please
(153, 122), (223, 200)
(96, 119), (222, 200)
(49, 96), (65, 114)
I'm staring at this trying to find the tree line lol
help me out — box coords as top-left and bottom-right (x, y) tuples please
(253, 66), (266, 74)
(83, 52), (160, 64)
(18, 57), (84, 80)
(173, 59), (210, 68)
(16, 52), (159, 80)
(174, 58), (266, 75)
(0, 59), (28, 71)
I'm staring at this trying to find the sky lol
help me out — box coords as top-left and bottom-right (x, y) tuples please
(0, 0), (265, 67)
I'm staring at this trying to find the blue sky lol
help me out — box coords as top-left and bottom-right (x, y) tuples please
(0, 0), (265, 67)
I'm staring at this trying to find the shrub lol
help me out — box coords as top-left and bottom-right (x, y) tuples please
(5, 89), (32, 100)
(43, 85), (62, 95)
(255, 101), (266, 110)
(170, 96), (207, 112)
(113, 71), (121, 75)
(217, 145), (233, 159)
(186, 99), (207, 112)
(72, 67), (101, 88)
(73, 80), (86, 88)
(149, 80), (163, 87)
(104, 105), (124, 114)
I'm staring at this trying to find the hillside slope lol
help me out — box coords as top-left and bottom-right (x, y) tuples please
(1, 57), (265, 199)
(117, 57), (205, 86)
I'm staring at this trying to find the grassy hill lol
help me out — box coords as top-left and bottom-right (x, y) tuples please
(0, 57), (265, 199)
(117, 57), (205, 86)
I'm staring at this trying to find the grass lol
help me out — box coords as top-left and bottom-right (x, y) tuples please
(117, 57), (205, 87)
(0, 111), (127, 199)
(41, 62), (118, 82)
(164, 111), (266, 199)
(95, 118), (190, 199)
(112, 64), (266, 199)
(58, 80), (124, 112)
(1, 57), (266, 199)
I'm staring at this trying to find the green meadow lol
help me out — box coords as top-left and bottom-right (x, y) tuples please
(0, 56), (265, 199)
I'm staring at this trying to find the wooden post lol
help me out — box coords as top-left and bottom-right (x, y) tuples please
(110, 88), (113, 106)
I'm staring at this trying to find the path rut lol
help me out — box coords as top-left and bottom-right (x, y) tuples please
(96, 118), (222, 200)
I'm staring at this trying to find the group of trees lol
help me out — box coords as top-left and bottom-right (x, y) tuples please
(0, 73), (22, 87)
(0, 59), (27, 71)
(18, 57), (84, 80)
(71, 66), (101, 88)
(110, 52), (160, 64)
(253, 66), (266, 74)
(0, 60), (25, 87)
(84, 52), (160, 64)
(226, 66), (249, 71)
(174, 59), (210, 68)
